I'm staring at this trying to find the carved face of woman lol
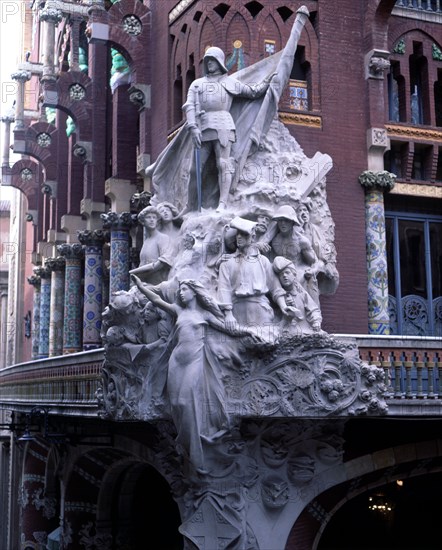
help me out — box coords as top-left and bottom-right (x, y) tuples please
(178, 283), (196, 305)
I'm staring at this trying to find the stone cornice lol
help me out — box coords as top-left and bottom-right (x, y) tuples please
(389, 182), (442, 198)
(386, 124), (442, 143)
(279, 112), (322, 129)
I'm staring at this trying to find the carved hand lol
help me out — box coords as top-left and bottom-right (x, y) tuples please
(190, 126), (202, 148)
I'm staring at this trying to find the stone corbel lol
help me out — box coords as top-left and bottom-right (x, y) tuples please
(365, 49), (390, 80)
(86, 22), (109, 43)
(105, 178), (139, 212)
(137, 153), (151, 178)
(46, 230), (67, 245)
(366, 127), (390, 171)
(80, 199), (106, 229)
(18, 61), (43, 77)
(60, 214), (87, 242)
(73, 141), (92, 163)
(41, 180), (58, 198)
(128, 84), (151, 111)
(42, 88), (59, 108)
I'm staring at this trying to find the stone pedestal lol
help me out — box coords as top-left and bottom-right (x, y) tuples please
(35, 267), (51, 359)
(101, 212), (136, 295)
(27, 274), (41, 360)
(78, 230), (107, 350)
(58, 244), (84, 354)
(46, 257), (66, 357)
(359, 170), (396, 335)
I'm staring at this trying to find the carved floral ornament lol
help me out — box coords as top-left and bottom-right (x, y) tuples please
(69, 83), (86, 101)
(37, 132), (52, 148)
(122, 14), (142, 36)
(359, 170), (396, 192)
(20, 168), (33, 181)
(38, 6), (63, 25)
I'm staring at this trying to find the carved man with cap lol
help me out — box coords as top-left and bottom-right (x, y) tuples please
(217, 217), (290, 340)
(184, 47), (274, 211)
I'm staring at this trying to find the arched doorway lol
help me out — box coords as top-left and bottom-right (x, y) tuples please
(317, 473), (442, 550)
(110, 462), (183, 549)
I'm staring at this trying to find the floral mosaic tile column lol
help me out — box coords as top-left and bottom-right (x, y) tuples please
(27, 273), (41, 360)
(359, 170), (396, 335)
(58, 243), (84, 354)
(46, 257), (66, 357)
(78, 230), (107, 350)
(101, 212), (136, 295)
(36, 267), (51, 358)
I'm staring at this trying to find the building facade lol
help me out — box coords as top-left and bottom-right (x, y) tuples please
(0, 0), (441, 548)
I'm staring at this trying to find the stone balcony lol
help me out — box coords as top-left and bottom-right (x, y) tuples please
(0, 336), (440, 417)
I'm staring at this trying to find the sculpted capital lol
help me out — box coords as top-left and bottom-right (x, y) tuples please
(101, 211), (137, 230)
(57, 243), (84, 260)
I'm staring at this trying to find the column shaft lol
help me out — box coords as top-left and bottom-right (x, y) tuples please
(38, 273), (51, 359)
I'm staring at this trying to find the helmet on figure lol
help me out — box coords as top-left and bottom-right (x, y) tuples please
(203, 46), (228, 74)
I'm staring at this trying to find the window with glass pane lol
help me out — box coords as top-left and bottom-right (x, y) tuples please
(386, 213), (442, 336)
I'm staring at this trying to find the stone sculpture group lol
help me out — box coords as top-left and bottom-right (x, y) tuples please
(99, 6), (388, 548)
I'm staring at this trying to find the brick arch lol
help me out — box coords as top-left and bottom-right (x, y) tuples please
(388, 26), (442, 55)
(13, 122), (58, 180)
(198, 15), (221, 60)
(53, 71), (93, 141)
(62, 446), (133, 549)
(96, 457), (182, 545)
(363, 0), (397, 51)
(258, 13), (283, 54)
(226, 11), (252, 65)
(285, 438), (442, 550)
(9, 159), (42, 211)
(108, 0), (151, 84)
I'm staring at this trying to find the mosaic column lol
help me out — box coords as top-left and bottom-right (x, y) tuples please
(58, 244), (84, 354)
(46, 257), (66, 357)
(36, 267), (51, 359)
(27, 273), (41, 360)
(78, 230), (107, 350)
(101, 211), (137, 296)
(359, 170), (396, 335)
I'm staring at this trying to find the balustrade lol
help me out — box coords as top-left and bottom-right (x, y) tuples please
(396, 0), (442, 12)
